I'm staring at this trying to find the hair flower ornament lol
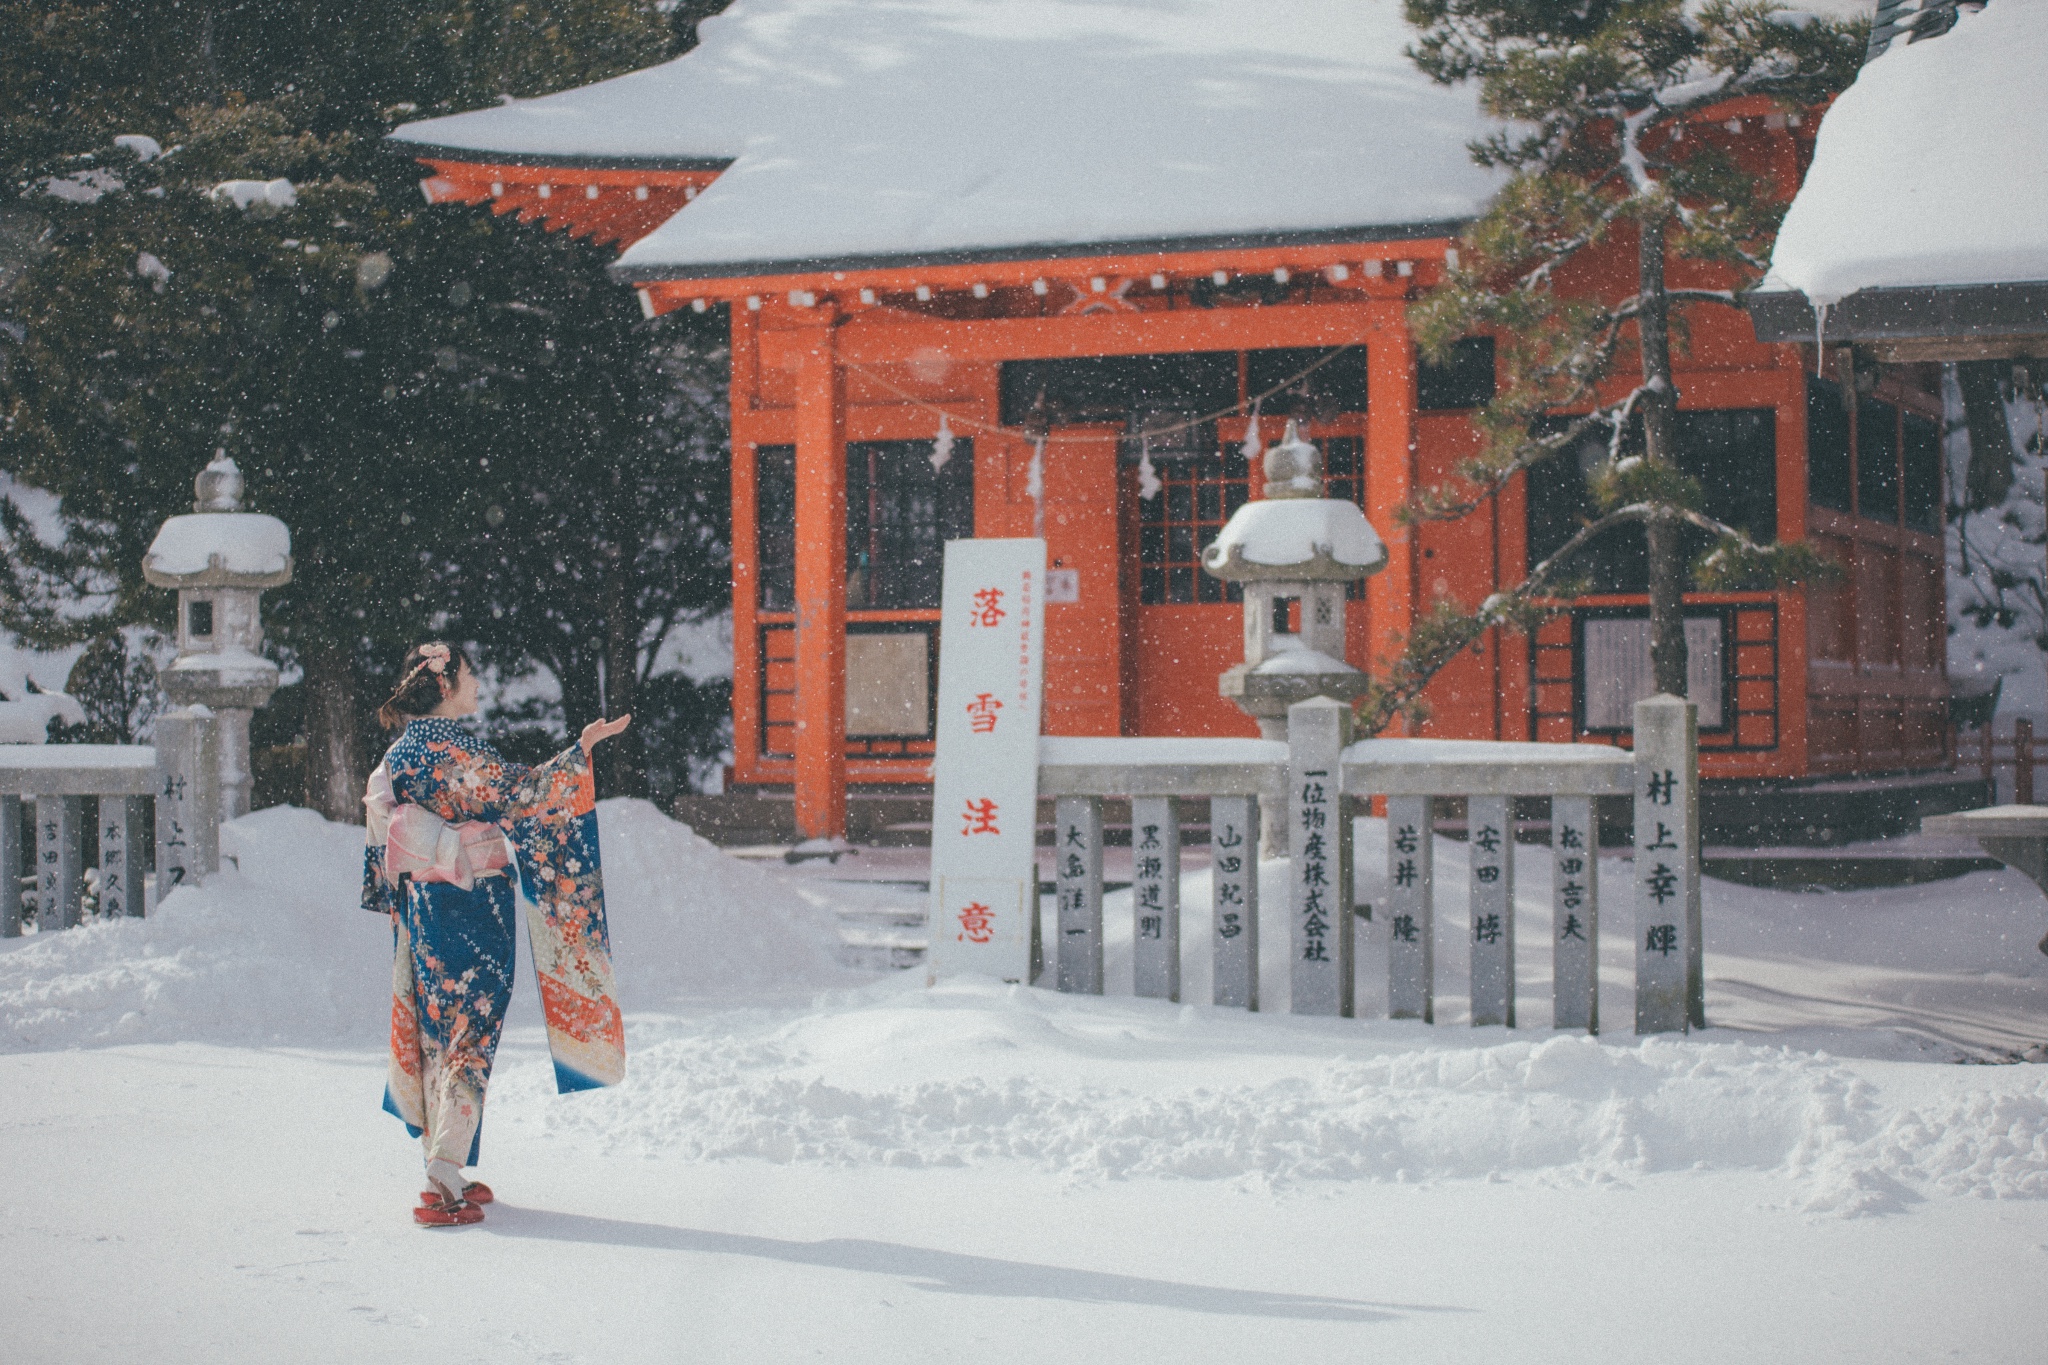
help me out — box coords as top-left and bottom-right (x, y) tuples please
(419, 643), (451, 675)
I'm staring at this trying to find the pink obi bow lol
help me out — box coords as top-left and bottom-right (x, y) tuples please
(364, 762), (512, 891)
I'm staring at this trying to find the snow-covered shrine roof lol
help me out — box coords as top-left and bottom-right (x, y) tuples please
(1755, 0), (2048, 336)
(389, 0), (1506, 280)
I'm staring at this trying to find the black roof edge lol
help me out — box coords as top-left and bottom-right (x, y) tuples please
(387, 136), (734, 174)
(604, 219), (1473, 286)
(1745, 280), (2048, 344)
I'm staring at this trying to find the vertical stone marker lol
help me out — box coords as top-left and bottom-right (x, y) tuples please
(1288, 696), (1352, 1016)
(99, 796), (149, 919)
(35, 796), (84, 930)
(926, 539), (1048, 985)
(153, 705), (221, 908)
(1467, 793), (1515, 1027)
(1385, 795), (1434, 1022)
(1209, 795), (1259, 1009)
(1550, 795), (1599, 1033)
(1054, 795), (1104, 994)
(1130, 795), (1180, 1000)
(1633, 693), (1700, 1034)
(1, 796), (21, 938)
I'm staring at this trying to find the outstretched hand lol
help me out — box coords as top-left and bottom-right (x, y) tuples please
(580, 714), (631, 756)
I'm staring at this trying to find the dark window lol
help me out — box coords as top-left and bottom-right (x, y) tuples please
(1902, 411), (1942, 534)
(1246, 347), (1369, 418)
(758, 440), (974, 612)
(188, 600), (214, 637)
(1418, 337), (1496, 411)
(999, 353), (1236, 428)
(1806, 377), (1853, 513)
(1856, 396), (1900, 524)
(757, 445), (797, 611)
(846, 440), (974, 609)
(1139, 451), (1249, 605)
(1525, 408), (1778, 594)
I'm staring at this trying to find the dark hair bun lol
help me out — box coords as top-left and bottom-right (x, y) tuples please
(377, 641), (470, 729)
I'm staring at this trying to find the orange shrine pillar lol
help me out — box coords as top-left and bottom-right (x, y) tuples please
(1366, 319), (1419, 716)
(792, 307), (848, 841)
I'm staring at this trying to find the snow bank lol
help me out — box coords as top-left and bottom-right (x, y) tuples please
(507, 972), (2048, 1213)
(0, 799), (853, 1051)
(1769, 0), (2048, 304)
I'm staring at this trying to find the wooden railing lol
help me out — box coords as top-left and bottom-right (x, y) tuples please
(1958, 718), (2044, 806)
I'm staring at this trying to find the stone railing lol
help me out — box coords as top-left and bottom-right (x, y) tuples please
(1035, 694), (1702, 1035)
(1, 706), (222, 936)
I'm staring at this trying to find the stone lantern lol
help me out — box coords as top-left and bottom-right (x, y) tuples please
(1203, 420), (1386, 741)
(143, 455), (292, 819)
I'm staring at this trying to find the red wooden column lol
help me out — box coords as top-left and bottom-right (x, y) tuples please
(792, 305), (848, 841)
(1366, 318), (1419, 725)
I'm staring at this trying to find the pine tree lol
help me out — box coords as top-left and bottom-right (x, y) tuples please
(1, 0), (733, 812)
(1363, 0), (1864, 733)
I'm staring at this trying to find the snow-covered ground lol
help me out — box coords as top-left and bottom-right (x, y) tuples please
(3, 801), (2047, 1362)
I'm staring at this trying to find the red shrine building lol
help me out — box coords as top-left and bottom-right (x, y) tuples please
(393, 0), (1955, 842)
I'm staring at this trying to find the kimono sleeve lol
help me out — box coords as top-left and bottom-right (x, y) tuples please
(363, 841), (399, 916)
(501, 743), (596, 826)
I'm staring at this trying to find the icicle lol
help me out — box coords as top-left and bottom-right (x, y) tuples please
(930, 412), (955, 471)
(1138, 434), (1162, 501)
(1027, 436), (1046, 539)
(1814, 301), (1829, 378)
(1240, 398), (1263, 463)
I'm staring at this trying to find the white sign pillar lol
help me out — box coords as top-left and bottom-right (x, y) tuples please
(926, 539), (1047, 984)
(1551, 796), (1598, 1032)
(1130, 795), (1181, 1001)
(1467, 793), (1515, 1027)
(1, 796), (21, 938)
(1385, 794), (1434, 1022)
(1209, 795), (1259, 1009)
(1288, 696), (1352, 1016)
(1633, 694), (1701, 1034)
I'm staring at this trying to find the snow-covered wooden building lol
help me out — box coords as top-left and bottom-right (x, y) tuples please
(393, 0), (1957, 841)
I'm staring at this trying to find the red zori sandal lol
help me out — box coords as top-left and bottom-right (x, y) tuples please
(414, 1193), (485, 1227)
(418, 1180), (493, 1206)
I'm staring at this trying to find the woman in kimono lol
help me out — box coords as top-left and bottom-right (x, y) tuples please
(363, 641), (629, 1227)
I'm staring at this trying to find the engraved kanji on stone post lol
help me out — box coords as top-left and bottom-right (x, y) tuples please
(1633, 693), (1701, 1034)
(1209, 795), (1260, 1009)
(98, 796), (149, 920)
(1054, 795), (1104, 995)
(35, 796), (84, 931)
(1467, 793), (1515, 1027)
(153, 706), (221, 908)
(1130, 795), (1181, 1001)
(1385, 794), (1435, 1022)
(1551, 795), (1599, 1032)
(1288, 696), (1352, 1016)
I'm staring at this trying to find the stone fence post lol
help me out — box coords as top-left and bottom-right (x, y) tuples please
(1633, 694), (1701, 1034)
(154, 706), (221, 906)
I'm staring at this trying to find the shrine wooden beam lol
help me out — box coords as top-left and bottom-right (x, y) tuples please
(748, 300), (1413, 372)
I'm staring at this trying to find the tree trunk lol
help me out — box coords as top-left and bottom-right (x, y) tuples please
(1637, 211), (1689, 698)
(600, 478), (647, 799)
(302, 639), (362, 823)
(1956, 360), (2016, 510)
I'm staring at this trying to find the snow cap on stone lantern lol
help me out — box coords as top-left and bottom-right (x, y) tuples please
(1204, 420), (1387, 741)
(143, 454), (291, 819)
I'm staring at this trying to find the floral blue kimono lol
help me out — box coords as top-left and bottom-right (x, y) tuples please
(363, 717), (623, 1169)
